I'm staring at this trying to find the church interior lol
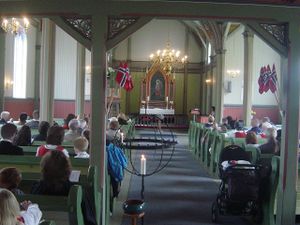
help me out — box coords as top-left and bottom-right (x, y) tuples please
(0, 1), (299, 225)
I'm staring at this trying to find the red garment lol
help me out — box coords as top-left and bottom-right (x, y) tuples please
(62, 124), (69, 130)
(235, 132), (246, 138)
(36, 145), (65, 157)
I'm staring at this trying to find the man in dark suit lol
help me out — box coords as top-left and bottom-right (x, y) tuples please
(0, 123), (23, 155)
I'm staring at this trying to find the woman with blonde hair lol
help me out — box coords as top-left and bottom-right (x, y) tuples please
(0, 188), (42, 225)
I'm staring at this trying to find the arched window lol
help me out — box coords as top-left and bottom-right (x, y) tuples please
(207, 43), (211, 64)
(13, 32), (27, 98)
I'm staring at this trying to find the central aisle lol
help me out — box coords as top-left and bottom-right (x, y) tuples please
(121, 131), (251, 225)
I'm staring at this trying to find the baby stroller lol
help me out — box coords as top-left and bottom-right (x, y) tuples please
(211, 145), (262, 223)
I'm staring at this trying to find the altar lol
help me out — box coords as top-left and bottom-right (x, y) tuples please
(139, 63), (175, 115)
(139, 108), (175, 115)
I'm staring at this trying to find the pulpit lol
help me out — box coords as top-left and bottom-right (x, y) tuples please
(140, 63), (175, 115)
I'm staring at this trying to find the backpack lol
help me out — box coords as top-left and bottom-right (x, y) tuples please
(106, 143), (128, 182)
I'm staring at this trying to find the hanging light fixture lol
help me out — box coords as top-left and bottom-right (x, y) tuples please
(1, 17), (30, 35)
(226, 69), (240, 78)
(149, 41), (188, 76)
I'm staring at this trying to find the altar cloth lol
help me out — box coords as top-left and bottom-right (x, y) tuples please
(139, 108), (175, 115)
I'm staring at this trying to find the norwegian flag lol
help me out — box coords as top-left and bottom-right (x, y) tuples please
(115, 62), (133, 92)
(258, 64), (278, 94)
(269, 64), (278, 93)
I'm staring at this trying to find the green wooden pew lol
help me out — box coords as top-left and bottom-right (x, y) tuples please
(21, 145), (75, 156)
(39, 221), (56, 225)
(0, 155), (89, 174)
(18, 166), (101, 225)
(17, 185), (84, 225)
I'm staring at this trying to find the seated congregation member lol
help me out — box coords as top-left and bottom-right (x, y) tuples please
(32, 150), (98, 225)
(0, 189), (42, 225)
(32, 121), (50, 142)
(64, 119), (81, 142)
(13, 125), (32, 146)
(117, 112), (129, 125)
(204, 115), (215, 128)
(0, 123), (23, 155)
(36, 125), (69, 158)
(73, 137), (90, 159)
(226, 116), (235, 129)
(76, 119), (87, 136)
(25, 110), (39, 129)
(259, 127), (279, 154)
(0, 111), (11, 125)
(16, 113), (28, 126)
(259, 116), (271, 128)
(245, 131), (259, 147)
(247, 118), (262, 135)
(0, 167), (24, 195)
(221, 118), (231, 130)
(106, 117), (121, 143)
(260, 121), (273, 136)
(32, 150), (72, 195)
(82, 129), (90, 152)
(62, 113), (76, 130)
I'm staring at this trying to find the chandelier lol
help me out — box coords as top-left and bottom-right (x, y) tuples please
(149, 41), (188, 76)
(226, 69), (240, 78)
(1, 18), (30, 35)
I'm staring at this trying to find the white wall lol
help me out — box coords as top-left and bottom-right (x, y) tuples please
(114, 19), (202, 63)
(224, 25), (281, 106)
(54, 26), (77, 100)
(252, 35), (281, 105)
(224, 26), (244, 105)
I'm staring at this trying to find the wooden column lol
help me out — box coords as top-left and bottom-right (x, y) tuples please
(90, 14), (107, 224)
(125, 37), (131, 114)
(75, 43), (86, 119)
(205, 69), (211, 115)
(242, 28), (254, 126)
(34, 29), (41, 110)
(0, 30), (5, 113)
(275, 21), (300, 225)
(183, 27), (189, 114)
(39, 19), (55, 123)
(215, 49), (226, 123)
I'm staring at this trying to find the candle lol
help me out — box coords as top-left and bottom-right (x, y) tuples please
(166, 96), (168, 102)
(141, 154), (146, 175)
(120, 132), (124, 143)
(146, 96), (150, 102)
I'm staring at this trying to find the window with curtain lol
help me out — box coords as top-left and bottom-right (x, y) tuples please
(13, 32), (27, 98)
(207, 43), (211, 64)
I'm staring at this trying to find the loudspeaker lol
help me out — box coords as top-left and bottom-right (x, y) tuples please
(225, 81), (232, 93)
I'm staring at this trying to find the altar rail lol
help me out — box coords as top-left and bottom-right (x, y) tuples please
(131, 114), (189, 129)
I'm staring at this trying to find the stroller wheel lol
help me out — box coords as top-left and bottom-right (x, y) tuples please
(212, 201), (219, 223)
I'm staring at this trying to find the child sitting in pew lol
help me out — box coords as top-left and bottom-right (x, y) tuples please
(0, 167), (24, 195)
(36, 125), (69, 158)
(0, 188), (42, 225)
(73, 137), (90, 159)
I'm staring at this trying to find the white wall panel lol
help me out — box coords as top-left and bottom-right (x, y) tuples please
(26, 26), (36, 98)
(54, 26), (77, 100)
